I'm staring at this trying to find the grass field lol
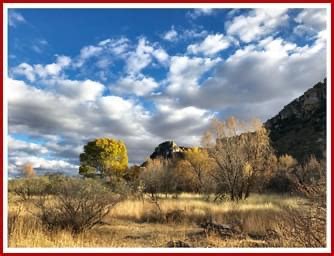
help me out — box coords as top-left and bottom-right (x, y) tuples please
(8, 193), (317, 248)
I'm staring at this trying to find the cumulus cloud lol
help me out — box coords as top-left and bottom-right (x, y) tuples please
(126, 38), (169, 74)
(112, 75), (159, 96)
(163, 26), (178, 41)
(7, 78), (159, 172)
(11, 55), (71, 82)
(166, 56), (221, 95)
(147, 99), (214, 146)
(226, 8), (288, 43)
(9, 135), (48, 155)
(294, 8), (327, 37)
(173, 33), (326, 120)
(187, 34), (230, 56)
(43, 79), (105, 101)
(8, 135), (78, 176)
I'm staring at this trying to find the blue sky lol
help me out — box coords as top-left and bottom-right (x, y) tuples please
(7, 7), (327, 176)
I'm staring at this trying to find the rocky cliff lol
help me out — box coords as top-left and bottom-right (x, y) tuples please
(149, 141), (191, 160)
(265, 79), (326, 161)
(147, 79), (327, 164)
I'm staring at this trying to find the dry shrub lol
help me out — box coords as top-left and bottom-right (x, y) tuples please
(277, 155), (326, 247)
(13, 177), (50, 201)
(278, 200), (326, 247)
(35, 177), (122, 235)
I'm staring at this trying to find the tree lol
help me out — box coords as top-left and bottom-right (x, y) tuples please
(183, 148), (216, 195)
(139, 158), (166, 198)
(79, 138), (128, 177)
(205, 117), (274, 201)
(21, 163), (36, 178)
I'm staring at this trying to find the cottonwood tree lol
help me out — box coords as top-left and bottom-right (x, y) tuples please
(183, 148), (217, 195)
(204, 117), (274, 201)
(21, 163), (36, 178)
(79, 138), (128, 177)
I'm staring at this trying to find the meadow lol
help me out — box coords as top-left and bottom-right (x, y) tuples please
(8, 192), (319, 248)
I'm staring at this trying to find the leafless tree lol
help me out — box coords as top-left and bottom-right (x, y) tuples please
(204, 117), (275, 201)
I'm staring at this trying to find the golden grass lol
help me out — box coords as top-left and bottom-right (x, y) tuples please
(8, 193), (309, 248)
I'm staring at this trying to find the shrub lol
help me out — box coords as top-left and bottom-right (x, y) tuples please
(35, 177), (122, 235)
(11, 177), (50, 200)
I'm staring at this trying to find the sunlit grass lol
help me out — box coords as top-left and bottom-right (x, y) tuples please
(8, 193), (307, 248)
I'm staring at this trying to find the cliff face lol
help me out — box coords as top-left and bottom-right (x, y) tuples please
(149, 141), (191, 160)
(265, 79), (326, 161)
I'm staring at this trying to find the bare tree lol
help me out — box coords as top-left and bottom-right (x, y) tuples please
(139, 158), (167, 213)
(204, 117), (274, 201)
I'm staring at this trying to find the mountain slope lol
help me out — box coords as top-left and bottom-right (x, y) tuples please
(265, 79), (326, 161)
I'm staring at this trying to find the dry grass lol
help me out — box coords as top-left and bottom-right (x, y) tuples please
(8, 193), (316, 248)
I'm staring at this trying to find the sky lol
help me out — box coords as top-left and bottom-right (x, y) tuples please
(7, 7), (327, 176)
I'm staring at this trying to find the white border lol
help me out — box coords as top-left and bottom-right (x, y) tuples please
(3, 3), (331, 254)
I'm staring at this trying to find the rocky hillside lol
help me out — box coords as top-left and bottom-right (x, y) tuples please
(265, 79), (326, 161)
(146, 79), (327, 164)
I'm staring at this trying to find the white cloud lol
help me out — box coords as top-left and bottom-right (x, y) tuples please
(187, 8), (215, 19)
(11, 63), (35, 82)
(113, 75), (159, 96)
(8, 135), (78, 175)
(226, 8), (288, 43)
(76, 45), (103, 67)
(126, 38), (169, 74)
(75, 37), (130, 68)
(294, 8), (327, 36)
(153, 48), (169, 64)
(187, 34), (230, 56)
(7, 78), (157, 171)
(147, 100), (214, 146)
(163, 26), (178, 41)
(11, 55), (71, 82)
(126, 38), (154, 74)
(167, 56), (221, 95)
(8, 11), (26, 27)
(173, 34), (326, 121)
(45, 79), (105, 101)
(9, 155), (78, 175)
(9, 136), (48, 155)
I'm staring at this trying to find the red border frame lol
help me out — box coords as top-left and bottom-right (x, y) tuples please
(1, 1), (332, 255)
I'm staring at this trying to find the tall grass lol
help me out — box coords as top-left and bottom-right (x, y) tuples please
(8, 193), (310, 248)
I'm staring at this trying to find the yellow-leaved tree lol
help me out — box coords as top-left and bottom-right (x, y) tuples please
(79, 138), (128, 177)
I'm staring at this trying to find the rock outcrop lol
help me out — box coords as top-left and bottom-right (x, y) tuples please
(149, 141), (192, 160)
(265, 79), (326, 161)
